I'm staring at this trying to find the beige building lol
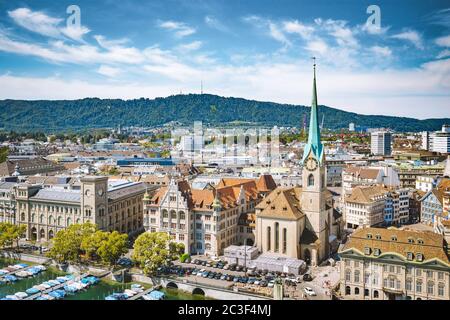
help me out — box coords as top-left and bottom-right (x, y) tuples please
(143, 176), (276, 256)
(15, 176), (146, 241)
(339, 226), (450, 300)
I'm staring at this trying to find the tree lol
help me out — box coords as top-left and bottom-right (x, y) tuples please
(0, 146), (8, 163)
(132, 232), (178, 276)
(97, 231), (128, 268)
(0, 223), (26, 249)
(81, 230), (109, 260)
(47, 222), (97, 264)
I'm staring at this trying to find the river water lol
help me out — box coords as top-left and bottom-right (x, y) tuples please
(0, 258), (206, 300)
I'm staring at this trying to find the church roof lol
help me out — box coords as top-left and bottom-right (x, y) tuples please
(256, 187), (305, 220)
(302, 62), (324, 165)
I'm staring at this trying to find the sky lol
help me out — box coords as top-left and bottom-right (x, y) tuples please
(0, 0), (449, 119)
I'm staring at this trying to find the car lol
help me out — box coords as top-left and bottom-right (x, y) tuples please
(229, 264), (236, 271)
(208, 273), (215, 279)
(202, 271), (209, 278)
(235, 265), (242, 272)
(206, 262), (212, 267)
(259, 280), (268, 287)
(303, 274), (313, 282)
(201, 261), (207, 266)
(220, 274), (227, 281)
(226, 275), (233, 281)
(233, 277), (239, 282)
(215, 273), (222, 280)
(223, 265), (229, 270)
(303, 287), (316, 296)
(247, 277), (256, 284)
(268, 280), (275, 288)
(253, 279), (260, 286)
(239, 277), (247, 283)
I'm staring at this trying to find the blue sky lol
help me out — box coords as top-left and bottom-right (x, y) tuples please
(0, 0), (449, 119)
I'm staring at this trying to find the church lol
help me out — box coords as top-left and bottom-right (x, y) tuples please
(255, 62), (339, 266)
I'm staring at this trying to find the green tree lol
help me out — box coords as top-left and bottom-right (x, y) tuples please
(132, 232), (178, 276)
(47, 222), (97, 264)
(81, 230), (109, 260)
(0, 146), (8, 163)
(0, 223), (26, 249)
(97, 231), (128, 268)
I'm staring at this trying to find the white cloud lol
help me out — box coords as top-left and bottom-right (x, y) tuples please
(359, 23), (390, 35)
(370, 46), (392, 57)
(97, 65), (121, 77)
(158, 20), (196, 38)
(435, 35), (450, 47)
(437, 49), (450, 59)
(322, 19), (359, 49)
(268, 22), (291, 47)
(176, 41), (202, 52)
(8, 7), (89, 41)
(305, 39), (328, 55)
(204, 16), (228, 32)
(391, 30), (424, 49)
(282, 20), (314, 39)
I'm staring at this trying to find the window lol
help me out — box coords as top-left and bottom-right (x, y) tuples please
(391, 235), (397, 241)
(438, 283), (444, 296)
(345, 286), (351, 295)
(416, 269), (422, 276)
(364, 273), (370, 285)
(407, 252), (413, 261)
(364, 289), (369, 297)
(345, 269), (351, 282)
(416, 281), (422, 293)
(416, 253), (423, 262)
(364, 247), (371, 255)
(354, 287), (359, 295)
(354, 270), (360, 283)
(308, 174), (314, 187)
(373, 290), (379, 298)
(426, 270), (433, 278)
(366, 233), (372, 239)
(282, 228), (287, 254)
(374, 248), (380, 256)
(274, 222), (279, 252)
(427, 281), (434, 295)
(406, 279), (412, 291)
(205, 234), (211, 241)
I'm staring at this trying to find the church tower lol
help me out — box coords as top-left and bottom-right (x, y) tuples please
(301, 59), (329, 264)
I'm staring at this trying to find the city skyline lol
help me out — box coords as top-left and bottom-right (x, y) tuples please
(0, 0), (449, 119)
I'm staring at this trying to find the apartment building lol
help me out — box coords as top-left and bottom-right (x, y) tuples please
(339, 227), (450, 300)
(15, 176), (146, 241)
(0, 182), (16, 224)
(143, 176), (276, 257)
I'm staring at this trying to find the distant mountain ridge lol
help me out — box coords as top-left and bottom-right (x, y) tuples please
(0, 94), (447, 132)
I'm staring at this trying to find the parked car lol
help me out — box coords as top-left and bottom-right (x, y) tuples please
(226, 275), (233, 281)
(253, 279), (260, 286)
(229, 264), (236, 271)
(268, 280), (275, 288)
(215, 273), (222, 280)
(201, 261), (207, 266)
(208, 272), (215, 279)
(220, 274), (227, 281)
(259, 280), (268, 287)
(223, 264), (230, 270)
(233, 276), (239, 282)
(235, 265), (242, 272)
(247, 277), (256, 284)
(303, 287), (316, 296)
(303, 273), (313, 282)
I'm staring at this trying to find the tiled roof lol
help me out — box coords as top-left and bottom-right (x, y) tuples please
(256, 187), (305, 220)
(345, 185), (388, 204)
(340, 227), (450, 265)
(108, 182), (146, 200)
(343, 166), (381, 180)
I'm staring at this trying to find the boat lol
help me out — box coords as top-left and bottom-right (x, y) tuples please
(14, 292), (28, 299)
(143, 290), (166, 300)
(5, 295), (19, 300)
(26, 288), (40, 295)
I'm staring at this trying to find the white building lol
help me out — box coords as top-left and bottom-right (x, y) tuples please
(371, 131), (392, 156)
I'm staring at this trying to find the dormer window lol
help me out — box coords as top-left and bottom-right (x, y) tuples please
(374, 248), (381, 256)
(416, 253), (423, 262)
(391, 235), (397, 241)
(367, 233), (373, 239)
(407, 252), (414, 261)
(417, 239), (424, 244)
(408, 238), (414, 244)
(375, 234), (381, 240)
(364, 247), (371, 255)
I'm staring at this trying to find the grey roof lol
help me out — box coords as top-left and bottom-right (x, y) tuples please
(31, 189), (81, 203)
(108, 182), (146, 201)
(0, 182), (16, 192)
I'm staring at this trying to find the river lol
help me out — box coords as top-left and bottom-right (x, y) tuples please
(0, 258), (206, 300)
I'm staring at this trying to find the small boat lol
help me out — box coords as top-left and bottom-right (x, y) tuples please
(143, 290), (166, 300)
(15, 292), (28, 299)
(124, 289), (137, 296)
(5, 295), (19, 300)
(26, 288), (40, 295)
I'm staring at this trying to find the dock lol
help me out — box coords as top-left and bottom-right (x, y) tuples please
(0, 265), (33, 281)
(24, 273), (89, 300)
(127, 288), (153, 300)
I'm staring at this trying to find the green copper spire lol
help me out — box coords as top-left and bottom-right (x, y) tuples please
(302, 58), (324, 164)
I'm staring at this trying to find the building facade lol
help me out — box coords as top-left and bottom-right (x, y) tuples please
(339, 227), (450, 300)
(371, 131), (392, 156)
(15, 176), (145, 241)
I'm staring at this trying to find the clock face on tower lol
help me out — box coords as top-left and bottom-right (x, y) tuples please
(305, 158), (318, 171)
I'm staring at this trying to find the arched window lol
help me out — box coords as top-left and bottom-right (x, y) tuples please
(48, 215), (54, 225)
(31, 213), (36, 222)
(374, 290), (379, 298)
(39, 214), (44, 224)
(308, 174), (314, 187)
(67, 217), (72, 226)
(21, 212), (25, 221)
(267, 226), (271, 251)
(354, 270), (360, 283)
(282, 228), (287, 254)
(179, 211), (185, 220)
(354, 287), (360, 295)
(205, 243), (211, 251)
(274, 222), (279, 252)
(162, 209), (168, 218)
(345, 286), (351, 295)
(57, 216), (62, 226)
(76, 218), (81, 224)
